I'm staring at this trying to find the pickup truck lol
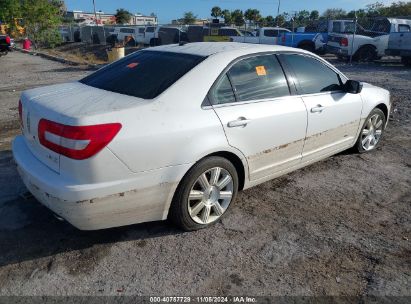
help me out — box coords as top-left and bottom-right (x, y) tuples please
(327, 18), (411, 61)
(231, 27), (290, 45)
(0, 35), (11, 56)
(385, 31), (411, 66)
(278, 20), (356, 54)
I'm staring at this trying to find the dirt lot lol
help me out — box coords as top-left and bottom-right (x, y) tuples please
(0, 51), (409, 296)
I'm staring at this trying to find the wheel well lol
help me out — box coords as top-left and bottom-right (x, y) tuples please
(207, 151), (246, 191)
(358, 44), (377, 51)
(375, 103), (388, 120)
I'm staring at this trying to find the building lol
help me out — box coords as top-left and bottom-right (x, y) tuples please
(131, 14), (158, 26)
(65, 11), (157, 26)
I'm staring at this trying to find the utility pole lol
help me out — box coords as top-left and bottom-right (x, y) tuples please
(276, 0), (281, 26)
(92, 0), (98, 25)
(277, 0), (281, 17)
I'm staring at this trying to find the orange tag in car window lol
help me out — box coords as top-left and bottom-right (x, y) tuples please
(255, 65), (267, 76)
(127, 62), (139, 68)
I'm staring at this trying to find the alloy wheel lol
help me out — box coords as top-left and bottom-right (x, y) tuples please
(361, 113), (383, 151)
(188, 167), (234, 225)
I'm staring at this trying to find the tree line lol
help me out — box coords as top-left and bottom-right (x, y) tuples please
(0, 0), (66, 47)
(180, 1), (411, 27)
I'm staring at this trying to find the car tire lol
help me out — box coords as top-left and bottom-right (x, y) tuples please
(168, 156), (239, 231)
(354, 45), (377, 62)
(355, 108), (386, 153)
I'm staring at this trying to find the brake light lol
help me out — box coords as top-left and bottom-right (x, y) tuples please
(340, 37), (348, 47)
(38, 119), (122, 160)
(18, 99), (22, 126)
(5, 36), (10, 44)
(281, 35), (286, 43)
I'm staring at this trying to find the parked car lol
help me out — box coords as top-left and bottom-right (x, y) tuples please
(231, 27), (291, 45)
(114, 27), (139, 45)
(385, 29), (411, 66)
(327, 18), (411, 61)
(13, 42), (391, 231)
(279, 19), (358, 54)
(0, 35), (11, 56)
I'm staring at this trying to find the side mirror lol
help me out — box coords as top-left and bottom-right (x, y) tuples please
(344, 80), (363, 94)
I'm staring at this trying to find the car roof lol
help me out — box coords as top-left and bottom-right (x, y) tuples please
(147, 42), (302, 57)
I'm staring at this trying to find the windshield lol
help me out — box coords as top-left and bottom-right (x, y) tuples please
(80, 51), (206, 99)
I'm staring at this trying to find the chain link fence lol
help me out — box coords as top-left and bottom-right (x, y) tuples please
(58, 16), (411, 63)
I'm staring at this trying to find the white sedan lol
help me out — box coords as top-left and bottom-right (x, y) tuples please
(13, 42), (390, 231)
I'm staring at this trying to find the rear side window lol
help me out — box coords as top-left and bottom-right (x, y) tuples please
(283, 54), (342, 94)
(227, 55), (290, 101)
(138, 28), (145, 34)
(211, 74), (236, 105)
(80, 51), (205, 99)
(146, 27), (155, 32)
(333, 22), (342, 33)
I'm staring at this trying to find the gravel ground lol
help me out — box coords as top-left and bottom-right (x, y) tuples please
(0, 51), (409, 297)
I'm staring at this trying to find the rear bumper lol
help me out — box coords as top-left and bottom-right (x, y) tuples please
(12, 135), (190, 230)
(326, 45), (348, 56)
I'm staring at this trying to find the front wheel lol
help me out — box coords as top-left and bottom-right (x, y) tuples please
(169, 156), (239, 231)
(355, 108), (386, 153)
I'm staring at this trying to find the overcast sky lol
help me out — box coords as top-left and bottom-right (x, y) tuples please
(64, 0), (398, 23)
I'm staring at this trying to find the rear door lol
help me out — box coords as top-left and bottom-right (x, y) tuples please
(210, 54), (307, 181)
(279, 53), (363, 162)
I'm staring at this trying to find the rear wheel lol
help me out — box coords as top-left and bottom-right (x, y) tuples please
(353, 45), (377, 62)
(355, 108), (386, 153)
(169, 156), (239, 231)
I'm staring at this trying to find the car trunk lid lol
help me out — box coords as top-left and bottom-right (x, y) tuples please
(20, 82), (144, 173)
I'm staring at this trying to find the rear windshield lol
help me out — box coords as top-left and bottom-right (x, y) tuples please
(80, 51), (206, 99)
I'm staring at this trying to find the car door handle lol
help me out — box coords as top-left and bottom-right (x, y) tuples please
(227, 117), (251, 128)
(311, 105), (325, 113)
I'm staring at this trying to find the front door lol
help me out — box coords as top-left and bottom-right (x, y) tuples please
(279, 53), (363, 162)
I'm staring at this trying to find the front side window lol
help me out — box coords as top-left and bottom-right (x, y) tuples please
(283, 54), (342, 94)
(227, 55), (290, 101)
(80, 51), (205, 99)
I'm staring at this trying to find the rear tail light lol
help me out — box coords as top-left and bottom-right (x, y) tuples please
(340, 37), (348, 47)
(18, 99), (23, 126)
(38, 119), (122, 160)
(5, 36), (10, 44)
(281, 35), (286, 43)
